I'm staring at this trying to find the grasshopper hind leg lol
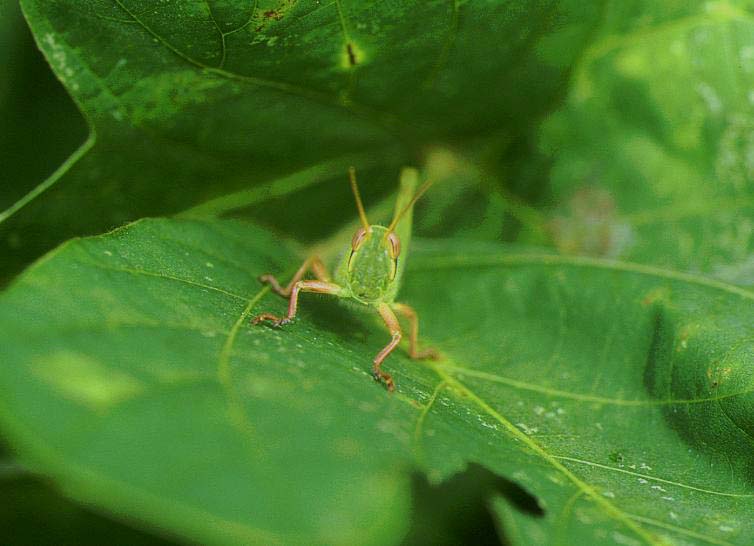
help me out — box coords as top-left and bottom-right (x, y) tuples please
(373, 304), (402, 392)
(372, 303), (440, 392)
(392, 303), (440, 360)
(252, 255), (340, 327)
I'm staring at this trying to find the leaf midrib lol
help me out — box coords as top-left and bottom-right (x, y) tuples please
(428, 364), (663, 546)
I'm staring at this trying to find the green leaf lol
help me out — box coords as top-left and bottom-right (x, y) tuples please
(537, 1), (754, 281)
(1, 218), (752, 545)
(1, 0), (601, 280)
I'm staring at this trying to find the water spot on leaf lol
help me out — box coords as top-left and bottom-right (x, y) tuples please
(713, 251), (754, 286)
(515, 423), (538, 435)
(608, 450), (625, 464)
(740, 45), (754, 73)
(716, 114), (754, 192)
(696, 82), (723, 114)
(611, 531), (641, 546)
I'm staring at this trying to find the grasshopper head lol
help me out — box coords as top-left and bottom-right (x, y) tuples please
(346, 225), (400, 304)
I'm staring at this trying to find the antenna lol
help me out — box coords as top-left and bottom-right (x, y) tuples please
(386, 179), (433, 234)
(349, 167), (370, 230)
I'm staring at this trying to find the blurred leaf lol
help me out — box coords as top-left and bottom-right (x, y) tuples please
(0, 476), (176, 546)
(0, 0), (602, 281)
(0, 218), (752, 545)
(538, 1), (754, 281)
(0, 0), (86, 220)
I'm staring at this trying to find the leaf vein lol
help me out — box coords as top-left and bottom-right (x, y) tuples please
(413, 380), (447, 461)
(552, 455), (754, 498)
(430, 364), (663, 545)
(409, 253), (754, 302)
(79, 261), (251, 302)
(434, 363), (754, 406)
(627, 513), (735, 546)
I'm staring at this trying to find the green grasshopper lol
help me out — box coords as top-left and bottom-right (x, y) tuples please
(252, 167), (439, 391)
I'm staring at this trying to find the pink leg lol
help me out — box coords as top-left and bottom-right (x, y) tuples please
(373, 303), (403, 392)
(252, 280), (342, 327)
(392, 303), (440, 360)
(259, 256), (331, 297)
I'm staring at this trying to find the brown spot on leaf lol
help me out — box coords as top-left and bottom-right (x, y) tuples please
(346, 43), (357, 66)
(550, 187), (633, 258)
(640, 287), (669, 307)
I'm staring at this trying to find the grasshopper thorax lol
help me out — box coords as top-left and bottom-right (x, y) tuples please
(346, 225), (400, 304)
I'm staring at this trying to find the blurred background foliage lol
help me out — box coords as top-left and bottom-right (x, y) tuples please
(0, 0), (86, 215)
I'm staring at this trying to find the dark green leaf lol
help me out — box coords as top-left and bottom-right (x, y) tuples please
(0, 0), (86, 281)
(0, 0), (600, 280)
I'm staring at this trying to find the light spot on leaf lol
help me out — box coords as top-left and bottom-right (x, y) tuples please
(550, 187), (633, 258)
(30, 352), (142, 410)
(515, 423), (538, 435)
(696, 82), (723, 114)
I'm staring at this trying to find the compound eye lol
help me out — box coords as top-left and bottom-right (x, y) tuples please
(351, 227), (369, 251)
(387, 232), (401, 259)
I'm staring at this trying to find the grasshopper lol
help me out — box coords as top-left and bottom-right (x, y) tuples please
(252, 167), (439, 391)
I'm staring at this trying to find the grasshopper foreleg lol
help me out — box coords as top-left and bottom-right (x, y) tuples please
(252, 280), (342, 327)
(374, 303), (402, 391)
(259, 256), (331, 297)
(373, 303), (439, 392)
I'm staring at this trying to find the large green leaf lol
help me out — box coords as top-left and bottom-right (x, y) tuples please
(1, 218), (752, 545)
(0, 0), (601, 281)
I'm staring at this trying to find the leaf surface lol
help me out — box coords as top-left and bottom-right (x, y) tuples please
(0, 218), (752, 545)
